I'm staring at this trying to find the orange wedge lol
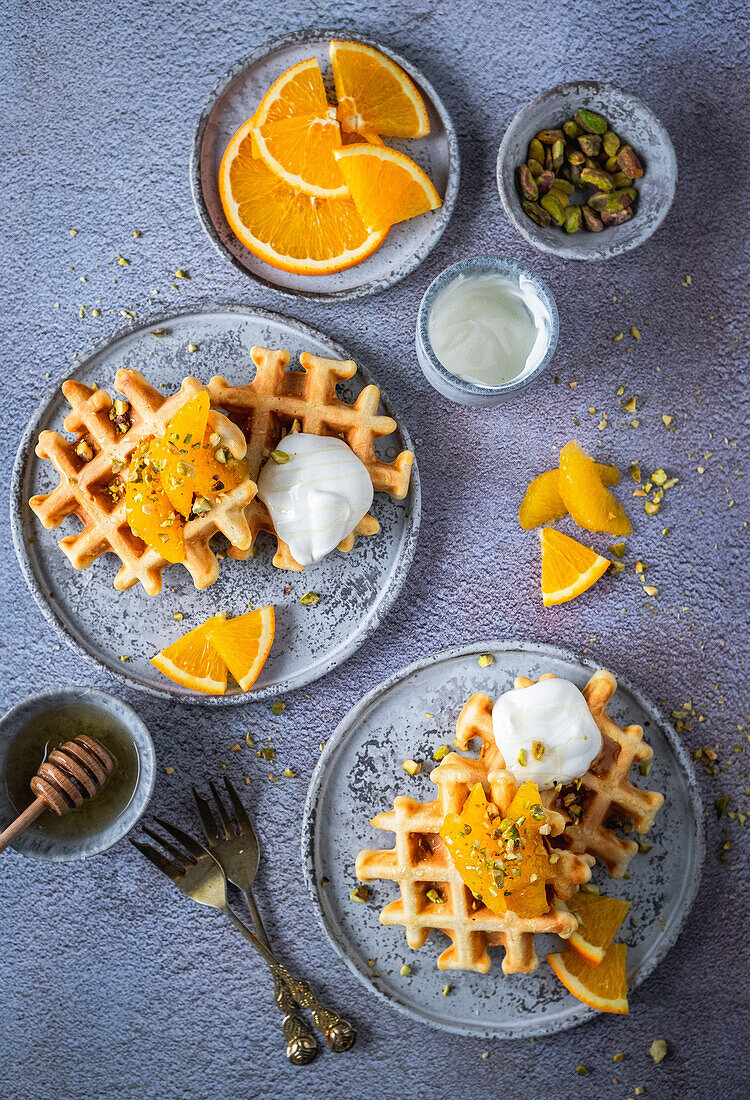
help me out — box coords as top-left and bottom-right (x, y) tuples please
(333, 144), (441, 232)
(151, 614), (228, 694)
(519, 462), (621, 531)
(253, 114), (348, 198)
(219, 120), (387, 274)
(559, 441), (632, 536)
(253, 57), (329, 127)
(330, 39), (430, 138)
(539, 528), (611, 607)
(208, 606), (275, 691)
(554, 894), (631, 966)
(547, 943), (629, 1014)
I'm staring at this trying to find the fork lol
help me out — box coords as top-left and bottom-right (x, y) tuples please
(191, 779), (355, 1055)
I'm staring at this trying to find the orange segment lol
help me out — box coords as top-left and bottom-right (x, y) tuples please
(208, 606), (275, 691)
(559, 441), (632, 536)
(330, 40), (430, 138)
(519, 462), (621, 531)
(219, 120), (387, 275)
(540, 528), (611, 607)
(253, 57), (329, 127)
(151, 393), (211, 519)
(333, 144), (441, 232)
(440, 781), (551, 918)
(253, 114), (348, 198)
(151, 614), (228, 694)
(547, 943), (629, 1014)
(124, 442), (185, 563)
(555, 894), (631, 966)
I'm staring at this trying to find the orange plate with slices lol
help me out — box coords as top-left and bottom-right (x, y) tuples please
(191, 32), (459, 300)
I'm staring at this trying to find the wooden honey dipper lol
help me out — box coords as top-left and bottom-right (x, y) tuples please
(0, 734), (115, 854)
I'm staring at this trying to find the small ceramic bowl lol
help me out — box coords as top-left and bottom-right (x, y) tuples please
(415, 256), (558, 407)
(496, 81), (677, 260)
(0, 686), (155, 862)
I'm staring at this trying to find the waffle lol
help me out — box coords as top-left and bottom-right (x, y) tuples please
(29, 370), (256, 596)
(356, 751), (594, 975)
(207, 346), (414, 571)
(455, 670), (665, 878)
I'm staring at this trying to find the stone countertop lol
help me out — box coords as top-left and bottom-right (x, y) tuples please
(1, 1), (747, 1097)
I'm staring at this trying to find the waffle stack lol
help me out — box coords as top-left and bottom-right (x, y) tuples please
(208, 346), (414, 570)
(29, 370), (255, 596)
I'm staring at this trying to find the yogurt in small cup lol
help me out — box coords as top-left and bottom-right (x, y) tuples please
(416, 256), (558, 406)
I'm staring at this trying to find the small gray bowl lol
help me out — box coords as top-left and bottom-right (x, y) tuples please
(0, 687), (155, 862)
(497, 81), (677, 260)
(415, 256), (558, 406)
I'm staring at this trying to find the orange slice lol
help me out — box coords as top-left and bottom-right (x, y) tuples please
(219, 120), (387, 274)
(208, 606), (275, 691)
(253, 57), (329, 127)
(559, 441), (632, 536)
(540, 528), (611, 607)
(329, 39), (430, 138)
(519, 462), (621, 531)
(547, 943), (629, 1014)
(124, 442), (185, 563)
(253, 113), (348, 198)
(151, 614), (228, 694)
(440, 780), (552, 918)
(333, 144), (441, 232)
(151, 392), (211, 519)
(555, 894), (631, 966)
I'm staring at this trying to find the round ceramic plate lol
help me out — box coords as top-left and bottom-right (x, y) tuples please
(302, 641), (704, 1038)
(11, 305), (420, 704)
(191, 30), (460, 300)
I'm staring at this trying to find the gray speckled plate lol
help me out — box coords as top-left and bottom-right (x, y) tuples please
(302, 641), (704, 1038)
(190, 30), (460, 300)
(11, 305), (420, 704)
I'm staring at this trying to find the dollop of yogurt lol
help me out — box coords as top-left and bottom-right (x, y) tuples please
(491, 678), (602, 788)
(257, 432), (373, 567)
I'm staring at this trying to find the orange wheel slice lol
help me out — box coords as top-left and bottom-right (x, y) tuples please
(208, 606), (275, 691)
(554, 894), (631, 966)
(253, 57), (329, 127)
(547, 943), (629, 1014)
(330, 39), (430, 138)
(333, 144), (441, 232)
(219, 120), (387, 274)
(519, 462), (621, 531)
(539, 528), (611, 607)
(151, 614), (227, 695)
(559, 441), (632, 536)
(253, 114), (348, 198)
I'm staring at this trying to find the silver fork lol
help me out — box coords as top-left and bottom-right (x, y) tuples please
(192, 778), (355, 1054)
(131, 818), (319, 1065)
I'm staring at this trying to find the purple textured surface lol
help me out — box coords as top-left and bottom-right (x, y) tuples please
(1, 1), (748, 1099)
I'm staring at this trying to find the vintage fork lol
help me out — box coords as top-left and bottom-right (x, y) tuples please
(191, 778), (355, 1055)
(131, 817), (354, 1060)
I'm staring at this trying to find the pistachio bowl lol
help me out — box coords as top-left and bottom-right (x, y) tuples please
(497, 81), (677, 260)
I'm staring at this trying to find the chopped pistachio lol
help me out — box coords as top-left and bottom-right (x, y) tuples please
(639, 761), (652, 776)
(433, 745), (450, 762)
(173, 611), (184, 621)
(649, 1039), (668, 1064)
(643, 585), (658, 597)
(478, 653), (494, 667)
(399, 963), (412, 977)
(622, 396), (636, 412)
(715, 795), (730, 817)
(644, 501), (660, 516)
(613, 1052), (625, 1063)
(610, 543), (626, 558)
(581, 882), (600, 894)
(609, 561), (625, 574)
(549, 852), (560, 863)
(174, 269), (190, 279)
(630, 326), (641, 339)
(442, 984), (451, 996)
(662, 414), (673, 426)
(613, 332), (624, 342)
(165, 766), (175, 775)
(150, 328), (169, 338)
(629, 462), (641, 483)
(517, 748), (527, 767)
(402, 759), (422, 776)
(271, 700), (286, 716)
(349, 885), (369, 903)
(120, 655), (130, 662)
(426, 889), (442, 904)
(270, 449), (290, 464)
(300, 591), (320, 607)
(575, 1065), (589, 1076)
(116, 254), (130, 266)
(531, 740), (545, 761)
(283, 767), (296, 778)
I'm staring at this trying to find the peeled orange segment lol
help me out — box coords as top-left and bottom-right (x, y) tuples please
(253, 114), (348, 198)
(330, 40), (430, 139)
(208, 605), (275, 691)
(540, 528), (611, 608)
(253, 57), (329, 127)
(333, 144), (442, 232)
(151, 614), (228, 695)
(151, 392), (211, 518)
(519, 463), (621, 531)
(547, 943), (629, 1014)
(559, 441), (632, 536)
(219, 120), (387, 275)
(555, 894), (631, 966)
(440, 780), (552, 919)
(125, 443), (185, 563)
